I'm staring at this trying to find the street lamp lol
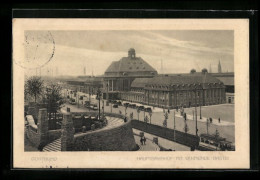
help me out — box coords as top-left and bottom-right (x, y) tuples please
(102, 99), (105, 117)
(96, 88), (102, 120)
(194, 89), (198, 136)
(77, 90), (79, 108)
(200, 104), (202, 119)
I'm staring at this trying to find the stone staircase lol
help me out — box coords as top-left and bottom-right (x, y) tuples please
(43, 138), (61, 152)
(42, 116), (124, 152)
(103, 116), (124, 130)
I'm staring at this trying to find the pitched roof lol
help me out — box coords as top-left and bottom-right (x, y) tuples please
(145, 73), (223, 86)
(105, 61), (120, 73)
(215, 77), (234, 86)
(105, 57), (157, 73)
(131, 78), (152, 88)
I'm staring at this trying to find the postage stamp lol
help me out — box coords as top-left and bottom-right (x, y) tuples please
(12, 18), (249, 169)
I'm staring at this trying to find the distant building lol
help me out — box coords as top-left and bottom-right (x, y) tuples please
(211, 72), (234, 104)
(103, 48), (157, 100)
(65, 76), (103, 95)
(218, 60), (222, 73)
(64, 49), (228, 108)
(122, 72), (226, 108)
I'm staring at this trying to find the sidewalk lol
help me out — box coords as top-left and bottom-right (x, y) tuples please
(175, 113), (234, 126)
(134, 135), (160, 151)
(132, 129), (190, 151)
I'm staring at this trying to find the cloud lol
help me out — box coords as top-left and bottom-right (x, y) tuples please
(24, 30), (234, 76)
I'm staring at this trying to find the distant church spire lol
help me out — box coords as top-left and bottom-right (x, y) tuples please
(83, 66), (86, 75)
(218, 60), (222, 73)
(209, 64), (212, 73)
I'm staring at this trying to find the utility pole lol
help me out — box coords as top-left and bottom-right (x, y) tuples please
(193, 110), (194, 121)
(102, 99), (104, 116)
(206, 118), (209, 134)
(76, 89), (79, 108)
(88, 86), (91, 112)
(173, 110), (176, 141)
(200, 104), (202, 119)
(97, 88), (101, 120)
(195, 90), (198, 136)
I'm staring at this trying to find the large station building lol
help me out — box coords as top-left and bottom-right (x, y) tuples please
(65, 48), (228, 109)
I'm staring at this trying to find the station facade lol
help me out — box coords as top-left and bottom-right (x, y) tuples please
(65, 48), (227, 109)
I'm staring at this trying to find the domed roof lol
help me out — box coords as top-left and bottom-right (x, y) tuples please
(104, 49), (157, 77)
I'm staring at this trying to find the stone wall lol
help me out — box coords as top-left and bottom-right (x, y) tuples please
(131, 120), (200, 148)
(72, 119), (136, 151)
(26, 108), (63, 150)
(48, 129), (62, 142)
(26, 125), (41, 148)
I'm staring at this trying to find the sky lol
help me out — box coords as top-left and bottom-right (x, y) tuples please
(24, 30), (234, 77)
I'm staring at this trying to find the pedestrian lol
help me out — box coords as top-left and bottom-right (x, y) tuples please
(168, 109), (170, 114)
(210, 118), (212, 123)
(140, 137), (143, 145)
(143, 136), (146, 145)
(218, 117), (221, 123)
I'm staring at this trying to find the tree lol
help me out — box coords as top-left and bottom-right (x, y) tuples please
(125, 106), (128, 116)
(163, 112), (168, 127)
(190, 69), (196, 74)
(44, 83), (63, 121)
(206, 118), (210, 134)
(214, 129), (220, 140)
(24, 76), (44, 103)
(183, 121), (189, 144)
(130, 112), (133, 120)
(137, 109), (140, 121)
(149, 111), (152, 124)
(202, 68), (208, 74)
(214, 129), (220, 150)
(144, 115), (149, 124)
(184, 121), (189, 133)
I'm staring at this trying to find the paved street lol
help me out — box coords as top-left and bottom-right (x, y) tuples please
(134, 135), (160, 151)
(62, 91), (235, 143)
(103, 101), (235, 143)
(133, 129), (190, 151)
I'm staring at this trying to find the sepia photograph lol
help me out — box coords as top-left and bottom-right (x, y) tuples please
(12, 19), (249, 169)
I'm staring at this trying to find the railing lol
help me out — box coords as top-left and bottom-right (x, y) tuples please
(70, 112), (126, 134)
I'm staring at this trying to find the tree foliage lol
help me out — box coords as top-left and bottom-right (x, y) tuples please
(144, 115), (149, 124)
(149, 111), (152, 124)
(24, 76), (44, 102)
(163, 112), (168, 127)
(137, 109), (140, 120)
(184, 121), (189, 133)
(44, 83), (63, 113)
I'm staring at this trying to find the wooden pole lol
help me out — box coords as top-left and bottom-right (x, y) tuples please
(173, 110), (176, 141)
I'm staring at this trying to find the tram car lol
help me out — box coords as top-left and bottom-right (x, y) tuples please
(198, 133), (235, 151)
